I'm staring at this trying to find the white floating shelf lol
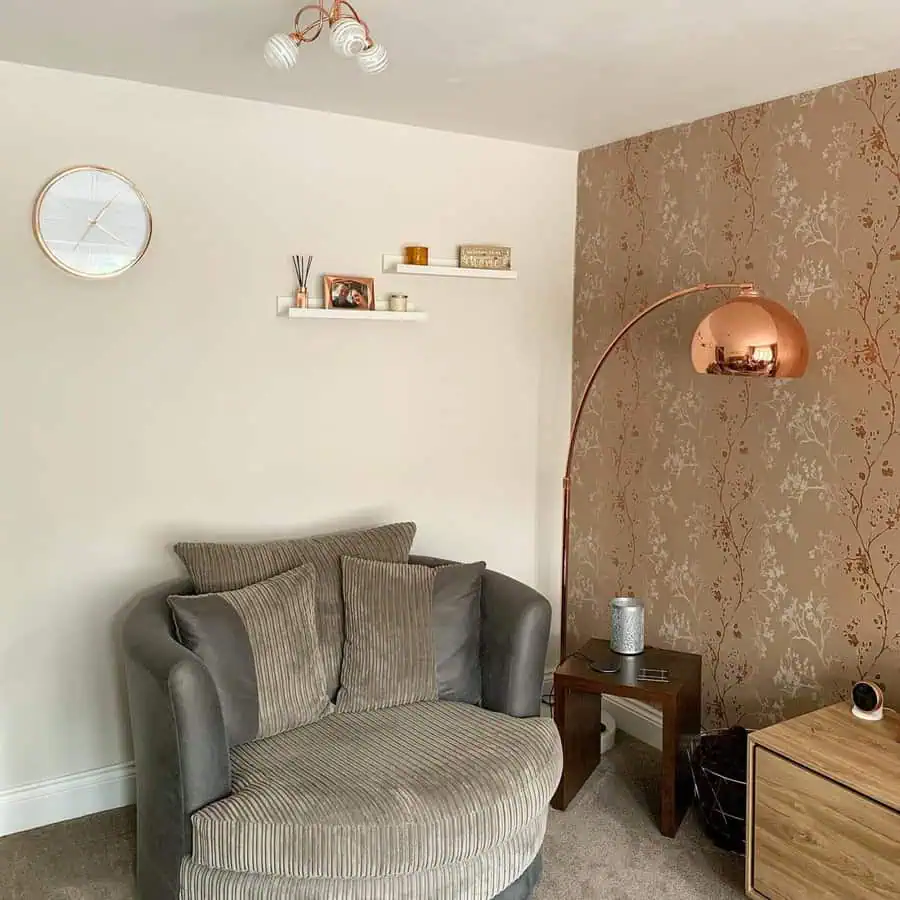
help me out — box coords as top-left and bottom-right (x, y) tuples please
(382, 254), (518, 280)
(287, 307), (427, 322)
(276, 296), (426, 321)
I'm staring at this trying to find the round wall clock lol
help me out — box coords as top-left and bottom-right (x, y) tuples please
(33, 166), (152, 279)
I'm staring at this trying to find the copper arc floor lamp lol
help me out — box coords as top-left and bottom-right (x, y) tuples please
(559, 283), (810, 661)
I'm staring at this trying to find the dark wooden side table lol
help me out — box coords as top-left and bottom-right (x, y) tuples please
(551, 638), (702, 838)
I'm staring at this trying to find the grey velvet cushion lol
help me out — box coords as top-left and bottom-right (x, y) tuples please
(432, 561), (486, 704)
(168, 566), (332, 744)
(174, 522), (417, 698)
(336, 557), (438, 713)
(189, 701), (562, 895)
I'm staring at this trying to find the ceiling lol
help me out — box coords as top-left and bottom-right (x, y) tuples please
(1, 0), (900, 150)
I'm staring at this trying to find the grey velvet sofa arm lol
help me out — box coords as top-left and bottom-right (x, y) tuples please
(122, 583), (231, 900)
(479, 570), (550, 718)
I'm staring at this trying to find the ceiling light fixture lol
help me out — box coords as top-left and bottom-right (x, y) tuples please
(264, 2), (388, 75)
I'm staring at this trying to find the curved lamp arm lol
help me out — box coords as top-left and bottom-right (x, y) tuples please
(559, 281), (754, 661)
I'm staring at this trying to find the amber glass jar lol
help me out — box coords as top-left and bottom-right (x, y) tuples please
(404, 245), (429, 266)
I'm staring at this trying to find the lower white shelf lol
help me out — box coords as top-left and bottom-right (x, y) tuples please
(287, 307), (427, 322)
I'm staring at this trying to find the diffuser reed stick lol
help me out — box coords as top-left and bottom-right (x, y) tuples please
(293, 255), (313, 308)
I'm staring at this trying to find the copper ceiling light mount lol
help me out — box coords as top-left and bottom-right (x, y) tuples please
(265, 1), (388, 74)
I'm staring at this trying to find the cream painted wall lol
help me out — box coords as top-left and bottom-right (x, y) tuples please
(0, 62), (575, 795)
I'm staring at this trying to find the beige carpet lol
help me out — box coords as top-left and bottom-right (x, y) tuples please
(0, 739), (743, 900)
(536, 740), (743, 900)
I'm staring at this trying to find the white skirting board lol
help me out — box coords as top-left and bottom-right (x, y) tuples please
(602, 696), (663, 751)
(0, 761), (135, 838)
(543, 672), (663, 751)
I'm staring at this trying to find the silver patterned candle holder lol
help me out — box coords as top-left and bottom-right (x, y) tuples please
(610, 597), (645, 655)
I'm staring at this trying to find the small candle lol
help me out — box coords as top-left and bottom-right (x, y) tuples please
(404, 246), (429, 266)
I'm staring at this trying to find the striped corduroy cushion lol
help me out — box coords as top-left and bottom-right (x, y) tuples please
(190, 701), (562, 880)
(336, 556), (438, 713)
(174, 522), (417, 698)
(180, 814), (546, 900)
(169, 566), (332, 743)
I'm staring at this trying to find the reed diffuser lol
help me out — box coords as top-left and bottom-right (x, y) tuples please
(292, 255), (313, 308)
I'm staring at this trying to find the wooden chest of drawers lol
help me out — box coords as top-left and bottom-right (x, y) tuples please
(746, 703), (900, 899)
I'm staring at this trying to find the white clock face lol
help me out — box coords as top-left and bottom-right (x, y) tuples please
(34, 167), (152, 278)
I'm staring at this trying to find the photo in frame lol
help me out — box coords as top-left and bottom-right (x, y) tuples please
(324, 275), (376, 310)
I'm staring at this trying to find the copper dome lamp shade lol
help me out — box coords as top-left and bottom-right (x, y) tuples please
(559, 282), (809, 660)
(690, 286), (808, 378)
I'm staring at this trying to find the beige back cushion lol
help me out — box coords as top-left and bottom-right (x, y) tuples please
(336, 557), (439, 714)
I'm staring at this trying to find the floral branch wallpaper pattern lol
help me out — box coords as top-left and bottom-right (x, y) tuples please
(571, 70), (900, 728)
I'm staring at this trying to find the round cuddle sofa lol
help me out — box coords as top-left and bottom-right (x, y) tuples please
(122, 525), (561, 900)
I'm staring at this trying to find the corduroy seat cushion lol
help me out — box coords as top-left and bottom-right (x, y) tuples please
(191, 702), (562, 881)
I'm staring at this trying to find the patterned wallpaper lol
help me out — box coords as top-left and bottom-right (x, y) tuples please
(571, 70), (900, 728)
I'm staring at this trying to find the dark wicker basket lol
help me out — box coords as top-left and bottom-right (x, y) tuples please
(687, 726), (750, 854)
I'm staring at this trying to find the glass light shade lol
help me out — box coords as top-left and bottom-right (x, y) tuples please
(264, 33), (300, 69)
(357, 43), (388, 74)
(330, 18), (368, 57)
(691, 288), (809, 378)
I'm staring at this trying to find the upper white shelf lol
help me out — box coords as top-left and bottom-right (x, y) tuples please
(382, 254), (518, 280)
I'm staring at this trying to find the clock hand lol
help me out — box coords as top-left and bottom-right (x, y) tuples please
(72, 189), (124, 250)
(94, 222), (129, 246)
(93, 190), (124, 226)
(72, 219), (96, 252)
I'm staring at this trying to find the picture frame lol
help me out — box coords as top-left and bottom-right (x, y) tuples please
(324, 275), (376, 310)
